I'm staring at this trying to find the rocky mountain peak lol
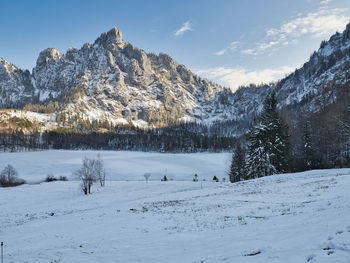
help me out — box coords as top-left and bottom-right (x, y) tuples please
(0, 57), (18, 73)
(95, 27), (125, 50)
(36, 48), (62, 66)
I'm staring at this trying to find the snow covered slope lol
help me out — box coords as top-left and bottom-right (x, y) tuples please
(0, 164), (349, 262)
(0, 109), (57, 132)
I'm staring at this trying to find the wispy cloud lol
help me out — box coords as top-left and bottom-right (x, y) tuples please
(242, 8), (349, 56)
(242, 41), (281, 56)
(174, 21), (192, 37)
(196, 66), (294, 91)
(215, 41), (239, 56)
(320, 0), (333, 5)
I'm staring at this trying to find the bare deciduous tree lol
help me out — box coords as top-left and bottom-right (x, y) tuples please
(0, 164), (24, 187)
(75, 158), (97, 195)
(144, 173), (151, 183)
(95, 154), (106, 187)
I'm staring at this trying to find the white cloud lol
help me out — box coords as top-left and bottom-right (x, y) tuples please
(196, 66), (294, 91)
(320, 0), (333, 5)
(243, 8), (349, 56)
(215, 49), (226, 56)
(276, 9), (348, 37)
(242, 41), (279, 55)
(241, 49), (255, 55)
(215, 41), (239, 56)
(174, 21), (192, 37)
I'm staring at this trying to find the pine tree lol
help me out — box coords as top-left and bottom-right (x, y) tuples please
(229, 144), (246, 182)
(301, 121), (317, 170)
(246, 123), (276, 178)
(245, 92), (290, 178)
(261, 92), (290, 173)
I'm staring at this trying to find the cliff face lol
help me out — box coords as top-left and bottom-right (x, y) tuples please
(0, 58), (35, 108)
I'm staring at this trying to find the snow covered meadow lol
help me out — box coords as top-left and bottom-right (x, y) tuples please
(0, 151), (350, 262)
(0, 150), (231, 182)
(0, 150), (231, 183)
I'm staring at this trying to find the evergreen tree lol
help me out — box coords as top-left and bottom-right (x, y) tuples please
(261, 92), (290, 173)
(301, 121), (317, 170)
(246, 123), (276, 178)
(229, 144), (246, 183)
(245, 92), (290, 178)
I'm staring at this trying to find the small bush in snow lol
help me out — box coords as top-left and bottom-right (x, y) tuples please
(59, 176), (68, 181)
(0, 164), (25, 187)
(144, 173), (151, 182)
(45, 174), (57, 182)
(45, 175), (68, 182)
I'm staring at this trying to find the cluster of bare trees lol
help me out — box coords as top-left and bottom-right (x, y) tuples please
(0, 164), (25, 187)
(75, 154), (106, 195)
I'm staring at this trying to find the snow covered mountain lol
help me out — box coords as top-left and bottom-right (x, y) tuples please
(0, 58), (34, 108)
(273, 23), (350, 118)
(206, 22), (350, 135)
(1, 28), (222, 127)
(1, 23), (350, 134)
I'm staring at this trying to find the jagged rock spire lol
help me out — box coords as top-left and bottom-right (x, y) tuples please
(95, 27), (125, 49)
(36, 48), (62, 66)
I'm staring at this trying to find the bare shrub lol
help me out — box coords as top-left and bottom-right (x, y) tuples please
(45, 174), (68, 182)
(59, 176), (68, 181)
(45, 174), (57, 182)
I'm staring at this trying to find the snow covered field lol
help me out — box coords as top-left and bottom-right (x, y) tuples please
(0, 150), (231, 182)
(0, 151), (350, 262)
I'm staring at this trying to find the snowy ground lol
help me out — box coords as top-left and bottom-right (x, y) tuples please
(0, 152), (350, 262)
(0, 150), (231, 182)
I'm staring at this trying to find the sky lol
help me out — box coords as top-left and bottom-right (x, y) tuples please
(1, 0), (350, 90)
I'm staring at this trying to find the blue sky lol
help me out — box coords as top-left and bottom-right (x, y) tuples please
(1, 0), (349, 90)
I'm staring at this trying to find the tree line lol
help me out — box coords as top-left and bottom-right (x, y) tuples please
(0, 124), (237, 152)
(229, 91), (350, 183)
